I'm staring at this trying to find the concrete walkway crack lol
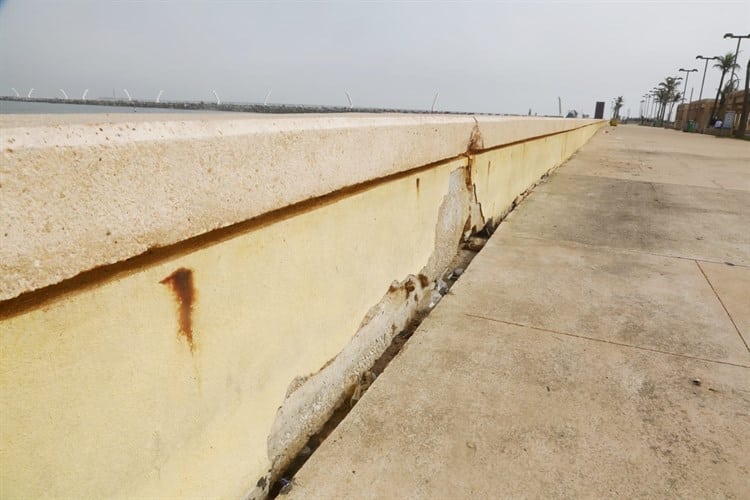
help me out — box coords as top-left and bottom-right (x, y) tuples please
(695, 260), (750, 352)
(463, 312), (750, 368)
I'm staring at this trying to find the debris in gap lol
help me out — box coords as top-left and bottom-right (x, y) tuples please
(269, 228), (488, 497)
(465, 236), (487, 252)
(478, 221), (495, 238)
(278, 477), (294, 495)
(350, 371), (375, 407)
(449, 267), (464, 280)
(428, 290), (442, 309)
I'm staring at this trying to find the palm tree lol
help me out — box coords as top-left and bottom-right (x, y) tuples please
(654, 88), (670, 125)
(717, 78), (739, 121)
(612, 96), (624, 120)
(709, 52), (740, 125)
(667, 91), (682, 124)
(655, 76), (682, 125)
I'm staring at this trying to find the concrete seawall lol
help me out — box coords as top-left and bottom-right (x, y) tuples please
(0, 113), (604, 499)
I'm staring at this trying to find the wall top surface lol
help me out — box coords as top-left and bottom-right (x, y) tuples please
(0, 113), (602, 302)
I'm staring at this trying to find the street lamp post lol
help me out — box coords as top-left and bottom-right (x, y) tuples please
(722, 33), (750, 130)
(724, 33), (750, 91)
(695, 55), (720, 102)
(649, 90), (658, 122)
(678, 68), (698, 129)
(651, 87), (661, 124)
(696, 55), (720, 132)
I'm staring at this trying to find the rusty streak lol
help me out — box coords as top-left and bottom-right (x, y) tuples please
(160, 267), (196, 352)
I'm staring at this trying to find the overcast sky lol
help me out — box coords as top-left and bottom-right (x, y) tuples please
(1, 0), (748, 116)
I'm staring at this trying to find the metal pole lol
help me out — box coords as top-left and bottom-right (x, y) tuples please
(650, 94), (657, 120)
(695, 56), (715, 102)
(678, 69), (698, 106)
(649, 93), (654, 119)
(651, 88), (659, 122)
(723, 34), (750, 98)
(729, 37), (742, 89)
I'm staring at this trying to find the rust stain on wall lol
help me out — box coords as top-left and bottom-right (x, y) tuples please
(467, 121), (484, 152)
(160, 267), (196, 352)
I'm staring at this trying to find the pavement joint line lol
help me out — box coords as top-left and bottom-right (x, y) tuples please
(695, 260), (750, 353)
(501, 233), (750, 269)
(555, 171), (750, 194)
(463, 312), (750, 369)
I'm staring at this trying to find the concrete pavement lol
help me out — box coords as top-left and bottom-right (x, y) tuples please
(286, 125), (750, 498)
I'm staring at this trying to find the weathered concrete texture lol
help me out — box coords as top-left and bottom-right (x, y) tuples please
(0, 112), (603, 500)
(0, 113), (597, 301)
(287, 125), (750, 499)
(455, 235), (748, 365)
(504, 173), (750, 266)
(562, 126), (750, 192)
(698, 261), (750, 348)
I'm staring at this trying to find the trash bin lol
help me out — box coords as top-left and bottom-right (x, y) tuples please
(687, 120), (696, 132)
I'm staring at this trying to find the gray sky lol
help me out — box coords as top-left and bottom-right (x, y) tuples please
(1, 0), (748, 116)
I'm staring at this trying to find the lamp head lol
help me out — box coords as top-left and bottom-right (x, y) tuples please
(724, 33), (733, 38)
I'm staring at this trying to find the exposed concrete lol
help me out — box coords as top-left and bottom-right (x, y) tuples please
(263, 162), (475, 497)
(286, 125), (750, 499)
(0, 115), (603, 500)
(0, 113), (596, 301)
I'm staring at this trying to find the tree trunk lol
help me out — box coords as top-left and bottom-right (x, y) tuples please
(710, 70), (727, 126)
(735, 58), (750, 138)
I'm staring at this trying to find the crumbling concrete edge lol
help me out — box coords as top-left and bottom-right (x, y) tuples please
(250, 122), (604, 499)
(249, 161), (486, 499)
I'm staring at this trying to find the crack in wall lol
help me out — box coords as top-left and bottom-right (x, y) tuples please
(249, 159), (484, 500)
(251, 124), (605, 499)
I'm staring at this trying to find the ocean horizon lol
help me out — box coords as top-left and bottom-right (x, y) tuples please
(0, 100), (203, 114)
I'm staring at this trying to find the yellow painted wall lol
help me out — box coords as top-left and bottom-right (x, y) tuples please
(0, 123), (603, 499)
(472, 124), (600, 223)
(0, 158), (466, 499)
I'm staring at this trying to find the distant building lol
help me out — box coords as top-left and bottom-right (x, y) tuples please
(675, 89), (748, 132)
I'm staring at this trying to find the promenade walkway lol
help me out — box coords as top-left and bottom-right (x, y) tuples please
(287, 125), (750, 498)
